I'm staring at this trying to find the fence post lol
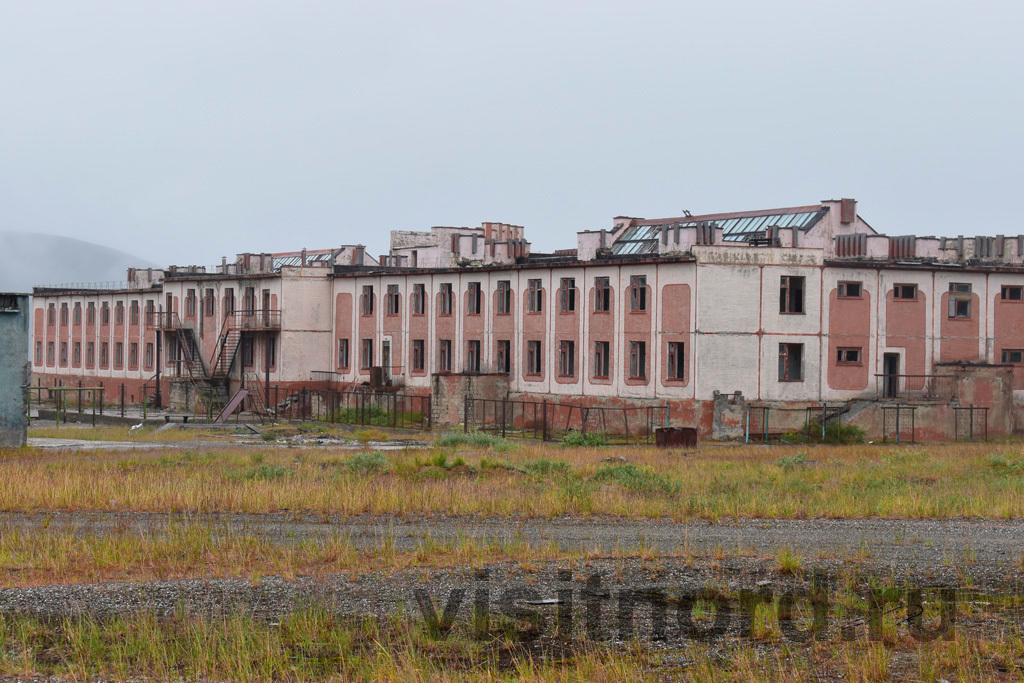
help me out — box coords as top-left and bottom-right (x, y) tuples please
(542, 400), (549, 441)
(78, 381), (83, 413)
(120, 383), (125, 418)
(501, 397), (507, 438)
(393, 393), (399, 429)
(463, 394), (469, 433)
(99, 385), (104, 416)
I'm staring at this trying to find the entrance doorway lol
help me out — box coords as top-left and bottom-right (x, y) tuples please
(883, 353), (900, 398)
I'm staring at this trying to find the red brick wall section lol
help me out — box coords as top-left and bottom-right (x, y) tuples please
(522, 282), (546, 381)
(554, 284), (580, 385)
(827, 288), (871, 391)
(335, 293), (352, 372)
(588, 282), (614, 385)
(885, 290), (927, 389)
(660, 284), (690, 388)
(492, 286), (515, 375)
(623, 283), (651, 386)
(939, 292), (980, 362)
(994, 293), (1024, 389)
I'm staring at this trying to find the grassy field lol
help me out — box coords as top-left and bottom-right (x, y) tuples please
(2, 434), (1024, 519)
(3, 430), (1024, 681)
(2, 602), (1022, 681)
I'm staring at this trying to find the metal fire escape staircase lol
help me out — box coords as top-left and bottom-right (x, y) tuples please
(163, 315), (228, 417)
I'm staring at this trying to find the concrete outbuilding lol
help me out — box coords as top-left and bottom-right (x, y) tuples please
(0, 293), (29, 448)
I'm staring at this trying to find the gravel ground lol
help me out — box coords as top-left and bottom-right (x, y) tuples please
(1, 514), (1022, 680)
(3, 511), (1022, 578)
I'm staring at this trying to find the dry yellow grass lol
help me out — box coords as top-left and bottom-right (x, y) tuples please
(0, 437), (1023, 519)
(0, 523), (587, 587)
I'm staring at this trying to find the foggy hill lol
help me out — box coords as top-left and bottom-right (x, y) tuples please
(0, 232), (154, 293)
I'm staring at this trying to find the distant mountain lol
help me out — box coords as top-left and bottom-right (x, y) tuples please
(0, 232), (155, 293)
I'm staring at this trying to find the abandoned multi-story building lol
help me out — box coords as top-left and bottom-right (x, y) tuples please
(0, 293), (30, 448)
(29, 198), (1024, 440)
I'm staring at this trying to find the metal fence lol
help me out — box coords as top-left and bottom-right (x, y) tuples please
(270, 387), (432, 430)
(954, 405), (989, 442)
(882, 405), (917, 443)
(463, 396), (669, 443)
(745, 405), (847, 443)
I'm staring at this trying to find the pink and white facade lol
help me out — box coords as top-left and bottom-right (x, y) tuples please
(31, 199), (1024, 438)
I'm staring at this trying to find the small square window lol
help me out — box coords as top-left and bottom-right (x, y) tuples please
(893, 284), (917, 301)
(838, 282), (862, 298)
(1001, 285), (1023, 301)
(836, 347), (861, 364)
(1002, 349), (1024, 364)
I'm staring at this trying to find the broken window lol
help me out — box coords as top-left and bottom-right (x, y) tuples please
(559, 278), (576, 313)
(778, 343), (803, 381)
(526, 340), (542, 375)
(101, 303), (110, 325)
(337, 339), (350, 369)
(467, 282), (481, 315)
(386, 284), (400, 315)
(558, 340), (575, 377)
(204, 289), (215, 316)
(361, 286), (374, 316)
(86, 342), (94, 367)
(438, 339), (451, 372)
(0, 295), (19, 313)
(60, 304), (68, 325)
(360, 338), (373, 369)
(115, 302), (124, 324)
(412, 339), (425, 372)
(47, 304), (55, 325)
(114, 342), (124, 368)
(497, 280), (511, 314)
(100, 342), (108, 368)
(130, 301), (139, 325)
(72, 304), (81, 324)
(439, 283), (453, 315)
(185, 291), (196, 317)
(411, 284), (426, 315)
(836, 347), (862, 364)
(72, 342), (81, 367)
(34, 342), (42, 365)
(1002, 285), (1023, 301)
(593, 340), (610, 378)
(496, 339), (511, 374)
(838, 281), (862, 298)
(594, 277), (611, 312)
(87, 303), (95, 324)
(527, 279), (543, 313)
(667, 342), (685, 380)
(465, 340), (481, 372)
(629, 341), (647, 379)
(145, 343), (154, 369)
(780, 276), (805, 314)
(629, 276), (647, 312)
(129, 343), (138, 369)
(47, 342), (54, 365)
(893, 284), (917, 301)
(948, 283), (972, 318)
(59, 342), (67, 365)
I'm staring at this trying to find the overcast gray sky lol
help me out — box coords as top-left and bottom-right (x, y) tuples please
(2, 1), (1022, 266)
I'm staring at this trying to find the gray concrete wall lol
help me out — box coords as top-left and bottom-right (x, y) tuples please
(0, 294), (30, 448)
